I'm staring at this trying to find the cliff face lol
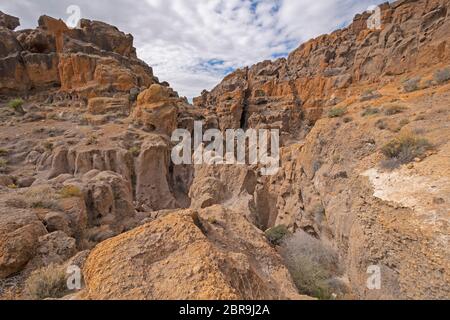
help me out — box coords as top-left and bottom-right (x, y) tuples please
(0, 0), (449, 300)
(0, 12), (157, 96)
(194, 0), (450, 132)
(191, 0), (450, 299)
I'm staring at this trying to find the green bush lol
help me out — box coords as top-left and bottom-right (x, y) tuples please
(434, 68), (450, 84)
(129, 146), (141, 157)
(328, 107), (347, 118)
(25, 264), (69, 300)
(8, 98), (25, 113)
(265, 225), (290, 246)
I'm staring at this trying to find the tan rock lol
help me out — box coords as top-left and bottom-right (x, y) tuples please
(82, 206), (309, 300)
(0, 209), (47, 278)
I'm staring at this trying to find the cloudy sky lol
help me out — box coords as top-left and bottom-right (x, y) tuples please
(1, 0), (384, 99)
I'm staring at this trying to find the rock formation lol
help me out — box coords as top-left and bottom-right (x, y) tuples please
(0, 0), (449, 300)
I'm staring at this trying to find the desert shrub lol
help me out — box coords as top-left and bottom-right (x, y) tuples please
(381, 132), (432, 168)
(129, 146), (141, 157)
(22, 185), (61, 210)
(59, 185), (82, 199)
(361, 107), (380, 117)
(375, 119), (387, 130)
(398, 119), (410, 128)
(43, 141), (54, 151)
(24, 264), (68, 300)
(384, 105), (406, 116)
(0, 157), (8, 172)
(402, 77), (421, 93)
(8, 98), (24, 113)
(281, 231), (342, 299)
(434, 68), (450, 84)
(343, 117), (353, 123)
(0, 148), (8, 156)
(328, 107), (347, 118)
(254, 89), (266, 97)
(86, 135), (98, 145)
(265, 225), (290, 246)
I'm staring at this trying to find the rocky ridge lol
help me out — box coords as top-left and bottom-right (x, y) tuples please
(0, 0), (449, 300)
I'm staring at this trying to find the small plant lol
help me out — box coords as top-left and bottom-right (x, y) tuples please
(24, 264), (69, 300)
(59, 185), (83, 199)
(381, 132), (433, 168)
(129, 146), (141, 157)
(0, 148), (8, 156)
(0, 157), (8, 172)
(343, 117), (353, 123)
(8, 98), (25, 114)
(86, 135), (98, 146)
(24, 185), (61, 210)
(328, 107), (347, 118)
(384, 105), (406, 116)
(265, 225), (290, 246)
(361, 107), (380, 117)
(281, 231), (343, 299)
(434, 68), (450, 84)
(402, 77), (421, 93)
(375, 119), (387, 130)
(7, 184), (18, 189)
(43, 141), (54, 151)
(254, 89), (266, 97)
(398, 119), (410, 128)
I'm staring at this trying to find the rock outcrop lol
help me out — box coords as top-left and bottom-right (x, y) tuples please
(0, 0), (449, 300)
(0, 14), (157, 96)
(81, 206), (308, 300)
(194, 0), (450, 132)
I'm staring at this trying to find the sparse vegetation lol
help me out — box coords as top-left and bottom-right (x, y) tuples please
(434, 68), (450, 84)
(384, 105), (406, 116)
(0, 148), (8, 156)
(86, 135), (98, 146)
(281, 231), (343, 300)
(0, 157), (8, 172)
(265, 225), (290, 246)
(328, 107), (347, 118)
(343, 117), (353, 123)
(362, 107), (380, 117)
(381, 132), (433, 169)
(8, 98), (25, 114)
(402, 77), (421, 93)
(7, 185), (61, 210)
(375, 119), (387, 130)
(59, 185), (83, 199)
(43, 141), (54, 151)
(129, 146), (141, 157)
(24, 264), (69, 300)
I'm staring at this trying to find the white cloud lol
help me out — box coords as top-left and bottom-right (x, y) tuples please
(1, 0), (384, 98)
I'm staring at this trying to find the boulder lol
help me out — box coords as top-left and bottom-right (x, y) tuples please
(82, 206), (309, 300)
(0, 209), (47, 278)
(132, 84), (180, 135)
(0, 11), (19, 30)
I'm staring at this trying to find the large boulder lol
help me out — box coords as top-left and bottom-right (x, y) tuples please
(0, 209), (47, 278)
(0, 11), (19, 30)
(82, 206), (309, 300)
(132, 84), (180, 135)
